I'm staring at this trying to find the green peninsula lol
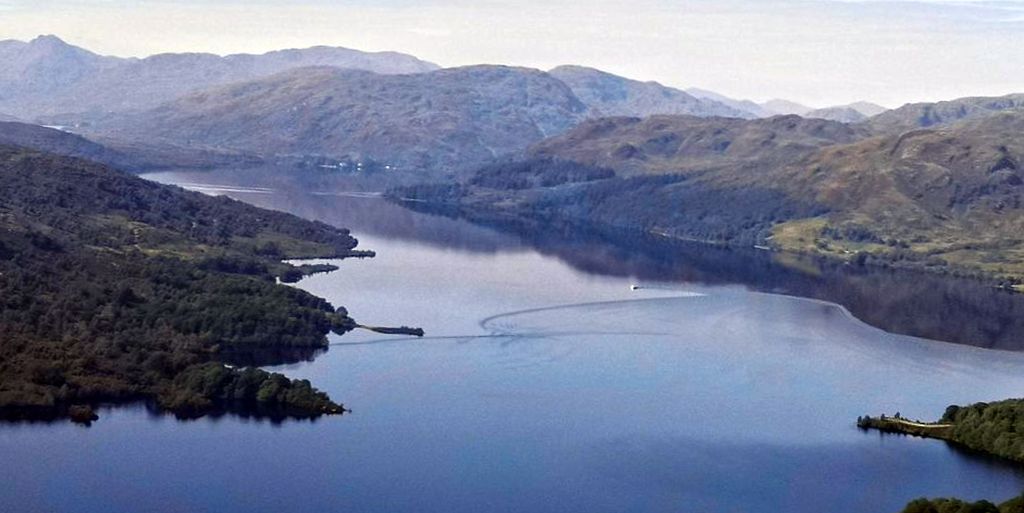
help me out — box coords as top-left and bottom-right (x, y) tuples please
(0, 146), (364, 423)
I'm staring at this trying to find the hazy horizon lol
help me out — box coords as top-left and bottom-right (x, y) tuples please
(3, 0), (1024, 108)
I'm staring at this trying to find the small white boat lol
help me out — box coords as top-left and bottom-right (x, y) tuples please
(630, 284), (640, 291)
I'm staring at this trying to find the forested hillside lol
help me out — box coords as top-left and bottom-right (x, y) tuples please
(899, 494), (1024, 513)
(0, 146), (366, 422)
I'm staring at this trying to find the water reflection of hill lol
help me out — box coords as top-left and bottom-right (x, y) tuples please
(401, 207), (1024, 352)
(144, 169), (526, 254)
(144, 170), (1024, 351)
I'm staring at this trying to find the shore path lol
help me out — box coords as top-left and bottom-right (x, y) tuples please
(881, 418), (953, 429)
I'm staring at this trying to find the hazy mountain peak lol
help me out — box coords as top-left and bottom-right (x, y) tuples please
(549, 66), (754, 119)
(803, 106), (867, 123)
(761, 99), (814, 116)
(845, 101), (888, 117)
(30, 34), (70, 47)
(802, 102), (889, 123)
(19, 34), (100, 60)
(685, 88), (773, 118)
(0, 36), (440, 120)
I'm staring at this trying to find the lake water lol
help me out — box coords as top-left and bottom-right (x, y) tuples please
(4, 171), (1024, 513)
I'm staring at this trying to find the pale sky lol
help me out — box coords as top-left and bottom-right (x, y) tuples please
(2, 0), (1024, 107)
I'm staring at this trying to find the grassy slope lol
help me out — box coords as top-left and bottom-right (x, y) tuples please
(773, 112), (1024, 281)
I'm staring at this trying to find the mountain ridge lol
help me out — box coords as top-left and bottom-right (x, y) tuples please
(88, 65), (589, 173)
(864, 93), (1024, 133)
(549, 65), (755, 119)
(0, 35), (440, 120)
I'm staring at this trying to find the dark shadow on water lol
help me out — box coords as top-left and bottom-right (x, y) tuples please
(0, 397), (340, 427)
(864, 427), (1024, 480)
(144, 170), (1024, 351)
(582, 433), (1024, 513)
(219, 346), (329, 367)
(400, 203), (1024, 351)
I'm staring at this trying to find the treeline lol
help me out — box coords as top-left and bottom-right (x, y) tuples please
(159, 363), (343, 418)
(468, 157), (615, 190)
(860, 402), (1024, 512)
(861, 399), (1024, 513)
(0, 146), (363, 422)
(527, 174), (825, 246)
(900, 493), (1024, 513)
(393, 162), (828, 247)
(0, 147), (360, 257)
(941, 400), (1024, 463)
(860, 399), (1024, 464)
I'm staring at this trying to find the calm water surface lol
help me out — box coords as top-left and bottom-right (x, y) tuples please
(4, 171), (1024, 513)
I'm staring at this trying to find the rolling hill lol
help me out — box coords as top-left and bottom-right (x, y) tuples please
(395, 115), (863, 245)
(864, 93), (1024, 133)
(772, 110), (1024, 278)
(0, 122), (263, 171)
(396, 108), (1024, 283)
(528, 114), (864, 176)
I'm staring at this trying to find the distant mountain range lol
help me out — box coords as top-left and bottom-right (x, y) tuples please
(0, 35), (440, 119)
(0, 36), (899, 174)
(88, 65), (589, 173)
(86, 63), (781, 172)
(686, 89), (888, 122)
(3, 35), (1024, 285)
